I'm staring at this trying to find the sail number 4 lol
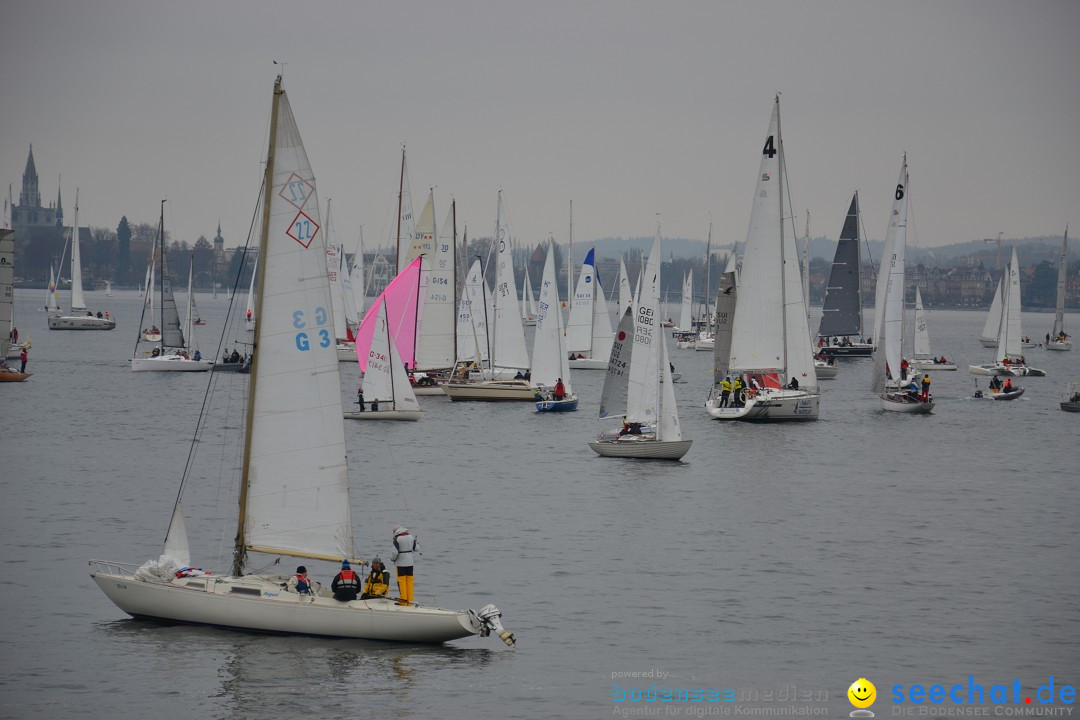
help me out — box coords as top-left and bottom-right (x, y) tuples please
(293, 306), (332, 351)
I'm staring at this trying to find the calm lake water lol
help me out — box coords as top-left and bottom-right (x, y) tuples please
(1, 288), (1078, 720)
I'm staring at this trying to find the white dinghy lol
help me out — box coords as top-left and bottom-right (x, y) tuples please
(90, 76), (513, 647)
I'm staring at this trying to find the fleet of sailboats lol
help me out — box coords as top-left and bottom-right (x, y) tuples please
(969, 247), (1046, 378)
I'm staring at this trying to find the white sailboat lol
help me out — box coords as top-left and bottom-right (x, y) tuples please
(91, 76), (514, 647)
(706, 96), (818, 421)
(978, 276), (1005, 348)
(1, 229), (31, 381)
(47, 191), (116, 330)
(325, 201), (357, 362)
(969, 247), (1046, 377)
(1047, 225), (1071, 350)
(141, 250), (161, 341)
(131, 203), (212, 372)
(344, 297), (423, 421)
(45, 263), (60, 312)
(590, 231), (691, 460)
(444, 192), (533, 401)
(566, 248), (614, 369)
(404, 192), (458, 374)
(912, 287), (956, 370)
(521, 260), (537, 326)
(677, 271), (693, 332)
(531, 241), (577, 411)
(244, 252), (257, 332)
(873, 157), (934, 413)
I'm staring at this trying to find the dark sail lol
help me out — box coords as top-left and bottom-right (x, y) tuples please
(817, 193), (863, 338)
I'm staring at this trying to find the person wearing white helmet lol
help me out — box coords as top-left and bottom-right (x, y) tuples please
(391, 525), (418, 604)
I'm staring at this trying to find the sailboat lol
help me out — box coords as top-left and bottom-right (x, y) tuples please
(706, 96), (819, 421)
(521, 259), (537, 326)
(978, 276), (1004, 348)
(91, 76), (514, 647)
(531, 241), (577, 411)
(1047, 225), (1071, 351)
(443, 192), (534, 401)
(818, 193), (873, 356)
(403, 192), (458, 376)
(969, 247), (1046, 377)
(589, 231), (691, 459)
(566, 248), (614, 369)
(105, 281), (113, 297)
(141, 250), (162, 342)
(44, 263), (60, 312)
(47, 191), (116, 330)
(344, 297), (423, 421)
(190, 283), (205, 325)
(911, 287), (956, 370)
(873, 157), (933, 413)
(801, 211), (839, 380)
(131, 203), (213, 372)
(0, 229), (31, 381)
(244, 252), (257, 332)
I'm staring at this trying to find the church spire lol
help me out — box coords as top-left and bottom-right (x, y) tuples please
(20, 145), (41, 209)
(55, 175), (63, 227)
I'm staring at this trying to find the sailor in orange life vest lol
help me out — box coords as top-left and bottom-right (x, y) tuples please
(288, 565), (314, 596)
(392, 525), (417, 605)
(362, 557), (390, 599)
(331, 559), (360, 601)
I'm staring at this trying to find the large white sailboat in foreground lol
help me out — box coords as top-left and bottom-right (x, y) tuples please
(873, 157), (934, 413)
(706, 96), (819, 421)
(90, 77), (514, 647)
(48, 192), (116, 330)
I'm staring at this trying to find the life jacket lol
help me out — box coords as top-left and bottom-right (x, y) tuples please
(363, 570), (390, 597)
(295, 574), (312, 593)
(337, 568), (358, 589)
(720, 379), (731, 393)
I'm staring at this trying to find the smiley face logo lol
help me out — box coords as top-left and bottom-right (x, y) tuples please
(848, 678), (876, 710)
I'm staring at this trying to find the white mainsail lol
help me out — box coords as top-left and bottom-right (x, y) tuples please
(46, 263), (60, 312)
(530, 241), (572, 392)
(325, 201), (348, 342)
(242, 82), (352, 562)
(627, 231), (662, 425)
(998, 247), (1023, 361)
(412, 196), (457, 370)
(657, 332), (683, 442)
(872, 157), (909, 393)
(598, 307), (633, 419)
(349, 230), (366, 322)
(69, 193), (86, 312)
(491, 193), (529, 371)
(1051, 226), (1068, 340)
(245, 252), (257, 331)
(618, 257), (633, 315)
(980, 276), (1004, 345)
(782, 203), (818, 389)
(679, 272), (693, 331)
(913, 287), (932, 359)
(456, 258), (490, 363)
(728, 99), (786, 375)
(566, 248), (597, 353)
(712, 271), (737, 385)
(362, 298), (421, 413)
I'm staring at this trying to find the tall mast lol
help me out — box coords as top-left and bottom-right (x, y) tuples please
(452, 199), (458, 357)
(776, 95), (789, 378)
(802, 209), (811, 324)
(233, 75), (283, 577)
(704, 219), (712, 331)
(158, 199), (166, 353)
(567, 200), (574, 310)
(395, 147), (405, 276)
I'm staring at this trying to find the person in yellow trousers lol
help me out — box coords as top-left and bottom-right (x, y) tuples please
(391, 525), (417, 605)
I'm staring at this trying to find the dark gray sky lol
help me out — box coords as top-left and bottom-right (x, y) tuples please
(4, 1), (1078, 252)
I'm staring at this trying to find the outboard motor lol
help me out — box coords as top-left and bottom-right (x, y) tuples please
(471, 604), (516, 648)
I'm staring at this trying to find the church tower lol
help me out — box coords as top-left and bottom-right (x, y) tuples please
(12, 145), (61, 231)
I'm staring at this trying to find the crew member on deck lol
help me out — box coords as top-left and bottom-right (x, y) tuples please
(288, 566), (314, 596)
(331, 559), (360, 601)
(362, 557), (390, 599)
(392, 525), (417, 605)
(920, 374), (931, 402)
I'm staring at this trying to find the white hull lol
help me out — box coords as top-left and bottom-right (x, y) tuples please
(879, 392), (934, 413)
(48, 314), (116, 330)
(442, 380), (535, 402)
(412, 385), (447, 396)
(344, 409), (423, 421)
(568, 357), (608, 370)
(707, 389), (819, 421)
(969, 363), (1045, 377)
(131, 356), (214, 372)
(915, 359), (957, 371)
(694, 338), (715, 352)
(1047, 341), (1072, 351)
(337, 343), (356, 362)
(675, 341), (696, 349)
(89, 566), (480, 643)
(814, 363), (839, 379)
(588, 437), (692, 460)
(979, 337), (997, 348)
(143, 331), (162, 342)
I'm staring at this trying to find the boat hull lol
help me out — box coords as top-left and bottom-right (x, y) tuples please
(89, 568), (478, 643)
(879, 392), (934, 413)
(1060, 400), (1080, 412)
(814, 363), (839, 379)
(707, 389), (819, 421)
(336, 343), (356, 362)
(568, 357), (608, 370)
(915, 360), (957, 371)
(442, 380), (536, 402)
(968, 364), (1043, 377)
(1047, 341), (1072, 351)
(343, 409), (423, 421)
(48, 315), (116, 330)
(0, 369), (31, 382)
(818, 343), (873, 357)
(535, 396), (578, 412)
(131, 356), (214, 372)
(588, 438), (692, 460)
(979, 337), (997, 348)
(990, 387), (1025, 401)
